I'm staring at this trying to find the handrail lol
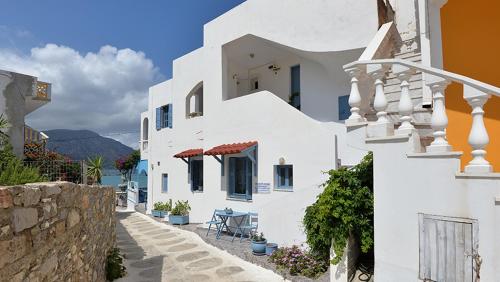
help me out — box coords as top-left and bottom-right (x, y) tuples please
(344, 58), (500, 97)
(358, 21), (401, 61)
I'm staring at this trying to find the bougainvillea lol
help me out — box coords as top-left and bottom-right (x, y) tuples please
(114, 150), (140, 181)
(269, 245), (328, 278)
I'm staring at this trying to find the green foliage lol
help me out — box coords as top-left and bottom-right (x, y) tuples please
(303, 152), (373, 265)
(0, 157), (46, 185)
(114, 150), (140, 181)
(269, 245), (328, 278)
(106, 248), (126, 281)
(170, 200), (191, 216)
(87, 156), (104, 184)
(153, 199), (172, 211)
(251, 232), (266, 242)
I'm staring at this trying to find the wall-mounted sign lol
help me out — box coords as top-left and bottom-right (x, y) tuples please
(257, 182), (271, 194)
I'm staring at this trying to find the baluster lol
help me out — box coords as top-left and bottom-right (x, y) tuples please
(392, 65), (416, 134)
(464, 85), (492, 173)
(369, 65), (389, 124)
(346, 67), (364, 123)
(425, 76), (451, 152)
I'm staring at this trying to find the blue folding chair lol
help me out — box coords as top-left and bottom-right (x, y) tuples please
(239, 212), (258, 242)
(206, 209), (224, 237)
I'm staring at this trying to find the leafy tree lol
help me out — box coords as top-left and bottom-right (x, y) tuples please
(114, 150), (140, 182)
(87, 156), (104, 184)
(303, 152), (373, 264)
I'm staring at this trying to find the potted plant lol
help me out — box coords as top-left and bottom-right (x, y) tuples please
(251, 232), (267, 255)
(169, 200), (191, 225)
(152, 200), (171, 218)
(266, 243), (278, 256)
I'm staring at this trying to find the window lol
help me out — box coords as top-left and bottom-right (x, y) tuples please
(338, 95), (350, 120)
(186, 82), (203, 118)
(275, 165), (293, 189)
(250, 77), (259, 91)
(155, 104), (172, 130)
(190, 159), (203, 192)
(228, 157), (253, 200)
(290, 65), (301, 110)
(161, 174), (168, 193)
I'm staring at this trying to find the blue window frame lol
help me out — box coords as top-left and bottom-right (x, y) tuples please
(190, 159), (203, 192)
(161, 173), (168, 193)
(290, 65), (301, 110)
(228, 157), (252, 200)
(156, 104), (173, 130)
(275, 165), (293, 189)
(338, 95), (350, 120)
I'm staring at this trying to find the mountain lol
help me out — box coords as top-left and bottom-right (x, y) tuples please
(44, 129), (134, 168)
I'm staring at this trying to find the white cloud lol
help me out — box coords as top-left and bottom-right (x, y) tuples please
(0, 44), (163, 147)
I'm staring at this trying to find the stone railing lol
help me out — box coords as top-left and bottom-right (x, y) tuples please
(0, 182), (115, 281)
(343, 59), (500, 174)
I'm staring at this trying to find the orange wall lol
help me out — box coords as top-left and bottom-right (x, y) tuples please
(441, 0), (500, 171)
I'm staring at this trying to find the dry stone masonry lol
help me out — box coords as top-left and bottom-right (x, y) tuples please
(0, 182), (116, 281)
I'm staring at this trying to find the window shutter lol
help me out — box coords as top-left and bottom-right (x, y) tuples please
(338, 95), (350, 120)
(247, 158), (254, 198)
(167, 104), (173, 128)
(228, 157), (236, 196)
(155, 107), (161, 130)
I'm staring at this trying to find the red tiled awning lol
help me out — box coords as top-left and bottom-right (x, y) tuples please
(204, 141), (257, 156)
(173, 148), (203, 158)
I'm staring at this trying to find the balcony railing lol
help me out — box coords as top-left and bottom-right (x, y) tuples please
(343, 58), (500, 174)
(35, 81), (51, 100)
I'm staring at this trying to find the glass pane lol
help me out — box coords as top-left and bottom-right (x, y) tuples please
(235, 158), (246, 194)
(280, 167), (286, 187)
(288, 167), (293, 187)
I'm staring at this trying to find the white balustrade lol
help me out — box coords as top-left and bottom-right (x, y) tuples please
(346, 67), (364, 123)
(368, 64), (389, 124)
(392, 65), (416, 134)
(464, 85), (492, 173)
(426, 76), (452, 152)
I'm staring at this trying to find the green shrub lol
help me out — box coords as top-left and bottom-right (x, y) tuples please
(153, 199), (172, 211)
(170, 200), (191, 216)
(0, 157), (46, 185)
(106, 248), (126, 281)
(303, 152), (373, 264)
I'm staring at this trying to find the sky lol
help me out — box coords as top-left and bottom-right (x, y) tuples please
(0, 0), (244, 148)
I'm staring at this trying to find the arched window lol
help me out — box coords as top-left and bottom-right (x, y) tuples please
(142, 118), (149, 140)
(186, 82), (203, 118)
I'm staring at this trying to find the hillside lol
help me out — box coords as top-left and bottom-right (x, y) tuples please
(44, 129), (134, 168)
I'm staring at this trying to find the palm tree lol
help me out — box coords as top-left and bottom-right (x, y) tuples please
(87, 156), (104, 185)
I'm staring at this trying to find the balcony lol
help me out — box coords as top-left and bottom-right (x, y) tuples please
(25, 81), (51, 114)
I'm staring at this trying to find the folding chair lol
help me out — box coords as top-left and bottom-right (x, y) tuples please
(239, 212), (258, 242)
(206, 209), (224, 237)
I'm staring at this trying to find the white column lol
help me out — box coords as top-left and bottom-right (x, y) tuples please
(346, 67), (364, 124)
(392, 65), (416, 135)
(464, 94), (492, 173)
(426, 77), (452, 152)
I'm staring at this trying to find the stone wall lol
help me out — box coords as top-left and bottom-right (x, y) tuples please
(0, 182), (116, 281)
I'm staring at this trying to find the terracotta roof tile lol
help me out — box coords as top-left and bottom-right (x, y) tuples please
(204, 141), (257, 156)
(173, 148), (203, 158)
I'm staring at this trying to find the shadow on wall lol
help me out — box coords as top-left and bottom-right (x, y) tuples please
(115, 212), (164, 281)
(441, 0), (500, 171)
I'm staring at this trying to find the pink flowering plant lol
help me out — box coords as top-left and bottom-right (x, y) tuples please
(268, 245), (328, 278)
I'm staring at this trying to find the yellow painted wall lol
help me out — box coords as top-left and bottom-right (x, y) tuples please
(441, 0), (500, 171)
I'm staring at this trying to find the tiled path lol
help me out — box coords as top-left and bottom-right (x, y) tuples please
(116, 211), (285, 282)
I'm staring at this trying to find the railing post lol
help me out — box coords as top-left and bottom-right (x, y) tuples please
(366, 64), (394, 137)
(345, 67), (364, 124)
(464, 85), (492, 173)
(392, 65), (416, 135)
(425, 75), (452, 152)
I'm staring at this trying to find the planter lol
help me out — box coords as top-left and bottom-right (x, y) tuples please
(251, 239), (267, 255)
(169, 214), (189, 225)
(265, 243), (278, 256)
(152, 210), (167, 218)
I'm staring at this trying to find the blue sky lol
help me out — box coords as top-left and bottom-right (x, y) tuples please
(0, 0), (244, 147)
(0, 0), (244, 77)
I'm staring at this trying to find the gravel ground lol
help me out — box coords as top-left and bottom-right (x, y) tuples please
(143, 213), (330, 282)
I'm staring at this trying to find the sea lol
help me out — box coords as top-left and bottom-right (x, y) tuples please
(102, 169), (147, 190)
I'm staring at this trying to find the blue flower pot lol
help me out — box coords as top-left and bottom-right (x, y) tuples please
(169, 215), (189, 225)
(251, 240), (267, 255)
(152, 210), (166, 218)
(266, 243), (278, 256)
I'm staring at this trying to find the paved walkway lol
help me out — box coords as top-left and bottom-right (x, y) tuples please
(116, 211), (285, 282)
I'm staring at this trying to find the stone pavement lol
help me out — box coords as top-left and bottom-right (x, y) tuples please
(116, 211), (285, 282)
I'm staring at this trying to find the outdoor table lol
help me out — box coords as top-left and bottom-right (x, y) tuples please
(215, 210), (248, 242)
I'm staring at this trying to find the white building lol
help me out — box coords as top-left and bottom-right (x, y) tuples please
(0, 70), (51, 157)
(141, 1), (500, 280)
